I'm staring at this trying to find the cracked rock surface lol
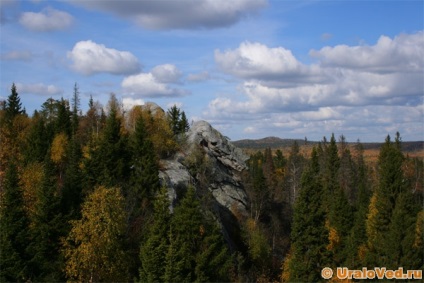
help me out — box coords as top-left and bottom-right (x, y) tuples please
(159, 120), (249, 215)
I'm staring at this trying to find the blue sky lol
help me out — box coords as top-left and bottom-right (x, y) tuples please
(1, 0), (423, 142)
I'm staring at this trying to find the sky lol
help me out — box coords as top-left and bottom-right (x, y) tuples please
(0, 0), (423, 142)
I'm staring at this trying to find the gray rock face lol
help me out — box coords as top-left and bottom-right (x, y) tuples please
(158, 120), (249, 215)
(187, 121), (249, 172)
(157, 119), (249, 251)
(158, 157), (191, 211)
(185, 120), (249, 213)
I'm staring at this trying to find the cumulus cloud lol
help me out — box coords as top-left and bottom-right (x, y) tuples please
(151, 64), (182, 84)
(68, 40), (141, 75)
(206, 31), (424, 140)
(122, 70), (189, 98)
(69, 0), (267, 30)
(215, 41), (326, 86)
(16, 82), (63, 96)
(1, 50), (33, 61)
(19, 7), (73, 32)
(310, 32), (424, 73)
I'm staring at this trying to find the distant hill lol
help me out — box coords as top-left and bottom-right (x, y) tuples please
(233, 137), (424, 153)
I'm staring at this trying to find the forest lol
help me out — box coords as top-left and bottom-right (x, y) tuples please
(0, 83), (423, 282)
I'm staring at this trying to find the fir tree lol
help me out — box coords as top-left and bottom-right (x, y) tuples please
(0, 161), (30, 281)
(288, 148), (329, 282)
(27, 155), (65, 281)
(139, 188), (171, 283)
(167, 105), (181, 135)
(71, 83), (80, 136)
(93, 96), (129, 188)
(179, 111), (190, 133)
(129, 115), (160, 212)
(165, 186), (203, 282)
(5, 83), (23, 125)
(366, 133), (405, 266)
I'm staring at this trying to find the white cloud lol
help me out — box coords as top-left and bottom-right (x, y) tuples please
(310, 32), (424, 73)
(122, 72), (189, 98)
(68, 40), (141, 75)
(215, 41), (326, 86)
(69, 0), (267, 30)
(205, 31), (424, 140)
(151, 64), (182, 84)
(1, 50), (33, 61)
(16, 82), (63, 96)
(19, 7), (73, 32)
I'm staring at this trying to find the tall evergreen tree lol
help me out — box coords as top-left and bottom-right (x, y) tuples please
(91, 95), (129, 188)
(0, 161), (30, 281)
(167, 105), (181, 135)
(5, 83), (23, 124)
(178, 111), (190, 133)
(365, 133), (405, 266)
(71, 83), (80, 136)
(164, 187), (203, 282)
(139, 188), (171, 283)
(287, 148), (329, 282)
(129, 115), (160, 212)
(27, 155), (64, 281)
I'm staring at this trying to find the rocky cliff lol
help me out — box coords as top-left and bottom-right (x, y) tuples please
(159, 120), (250, 249)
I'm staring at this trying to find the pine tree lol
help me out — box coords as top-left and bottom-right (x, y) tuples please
(366, 134), (405, 266)
(93, 95), (129, 187)
(128, 115), (160, 215)
(287, 148), (329, 282)
(345, 141), (371, 268)
(195, 222), (232, 282)
(0, 161), (30, 281)
(71, 83), (80, 136)
(165, 186), (203, 282)
(167, 105), (181, 135)
(27, 154), (65, 281)
(178, 111), (190, 133)
(139, 188), (171, 283)
(5, 83), (23, 125)
(55, 98), (72, 137)
(385, 191), (422, 269)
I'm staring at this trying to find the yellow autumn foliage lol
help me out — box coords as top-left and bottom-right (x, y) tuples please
(62, 186), (130, 282)
(51, 132), (68, 164)
(413, 210), (423, 249)
(19, 162), (44, 224)
(365, 192), (379, 249)
(326, 219), (340, 251)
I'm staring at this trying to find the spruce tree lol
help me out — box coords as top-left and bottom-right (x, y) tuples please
(165, 186), (203, 282)
(139, 188), (171, 283)
(129, 115), (160, 212)
(178, 111), (190, 133)
(71, 83), (80, 136)
(167, 105), (181, 135)
(27, 155), (64, 281)
(5, 83), (23, 125)
(0, 161), (30, 281)
(93, 96), (129, 188)
(288, 148), (329, 282)
(366, 134), (405, 266)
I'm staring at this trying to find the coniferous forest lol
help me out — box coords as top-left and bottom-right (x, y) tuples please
(1, 83), (423, 282)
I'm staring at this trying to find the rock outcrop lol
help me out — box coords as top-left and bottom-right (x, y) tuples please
(158, 119), (249, 250)
(159, 120), (249, 213)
